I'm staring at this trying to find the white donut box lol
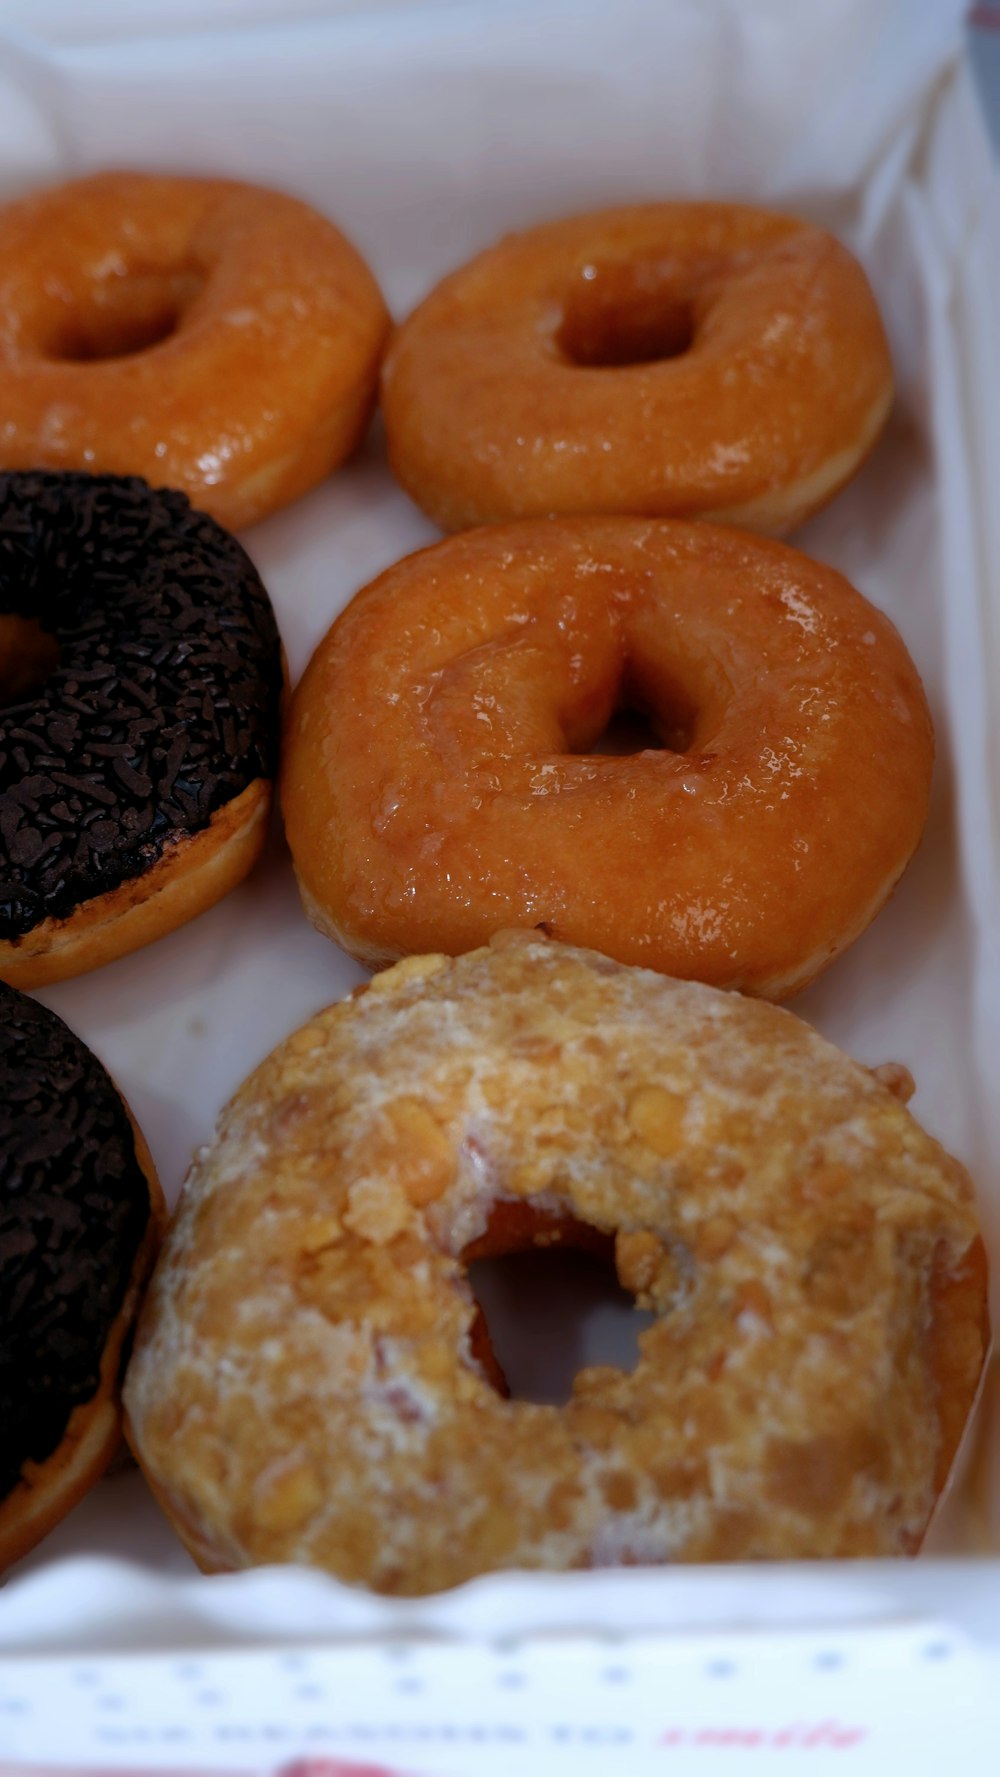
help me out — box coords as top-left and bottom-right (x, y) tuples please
(1, 1), (999, 1767)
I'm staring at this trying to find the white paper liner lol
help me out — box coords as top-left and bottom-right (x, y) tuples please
(0, 0), (998, 1642)
(4, 1550), (1000, 1654)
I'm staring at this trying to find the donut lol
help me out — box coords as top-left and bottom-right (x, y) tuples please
(381, 202), (892, 534)
(0, 171), (389, 530)
(282, 518), (933, 999)
(0, 983), (163, 1571)
(966, 1357), (1000, 1550)
(124, 934), (989, 1593)
(0, 471), (283, 989)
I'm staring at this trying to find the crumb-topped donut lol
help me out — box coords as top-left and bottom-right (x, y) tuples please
(381, 202), (892, 533)
(0, 471), (283, 988)
(282, 518), (933, 999)
(0, 172), (389, 530)
(124, 935), (988, 1594)
(0, 983), (163, 1571)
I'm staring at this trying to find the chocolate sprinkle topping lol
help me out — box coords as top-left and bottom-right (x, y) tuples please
(0, 472), (282, 939)
(0, 983), (151, 1501)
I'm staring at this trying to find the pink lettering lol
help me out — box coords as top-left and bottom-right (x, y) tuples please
(803, 1721), (838, 1748)
(655, 1719), (869, 1753)
(831, 1727), (868, 1749)
(771, 1728), (803, 1747)
(695, 1729), (764, 1748)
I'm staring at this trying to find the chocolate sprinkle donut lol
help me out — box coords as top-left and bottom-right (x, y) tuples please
(0, 471), (282, 940)
(0, 983), (151, 1501)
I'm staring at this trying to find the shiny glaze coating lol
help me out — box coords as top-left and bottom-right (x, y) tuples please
(382, 203), (892, 533)
(0, 173), (390, 530)
(282, 518), (933, 998)
(124, 935), (989, 1594)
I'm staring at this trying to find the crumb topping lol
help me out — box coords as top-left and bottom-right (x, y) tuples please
(125, 934), (987, 1594)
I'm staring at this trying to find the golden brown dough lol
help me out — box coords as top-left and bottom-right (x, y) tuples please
(0, 172), (389, 529)
(124, 934), (988, 1594)
(382, 203), (892, 533)
(282, 518), (933, 999)
(2, 781), (269, 991)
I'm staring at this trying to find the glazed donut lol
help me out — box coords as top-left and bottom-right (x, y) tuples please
(381, 202), (892, 534)
(282, 518), (933, 999)
(124, 935), (989, 1593)
(0, 471), (283, 988)
(0, 171), (389, 530)
(0, 983), (163, 1571)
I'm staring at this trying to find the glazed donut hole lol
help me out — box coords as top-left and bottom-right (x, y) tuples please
(587, 697), (682, 757)
(554, 620), (719, 760)
(556, 258), (701, 370)
(414, 555), (730, 764)
(30, 263), (206, 365)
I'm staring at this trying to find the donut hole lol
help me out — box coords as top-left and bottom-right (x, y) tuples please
(566, 666), (699, 756)
(43, 266), (205, 363)
(588, 701), (693, 756)
(464, 1206), (654, 1405)
(0, 614), (61, 710)
(558, 262), (697, 368)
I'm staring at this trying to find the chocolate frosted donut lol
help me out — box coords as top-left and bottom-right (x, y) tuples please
(0, 471), (283, 986)
(0, 983), (162, 1570)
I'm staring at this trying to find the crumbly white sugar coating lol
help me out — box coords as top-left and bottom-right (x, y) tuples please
(125, 934), (987, 1593)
